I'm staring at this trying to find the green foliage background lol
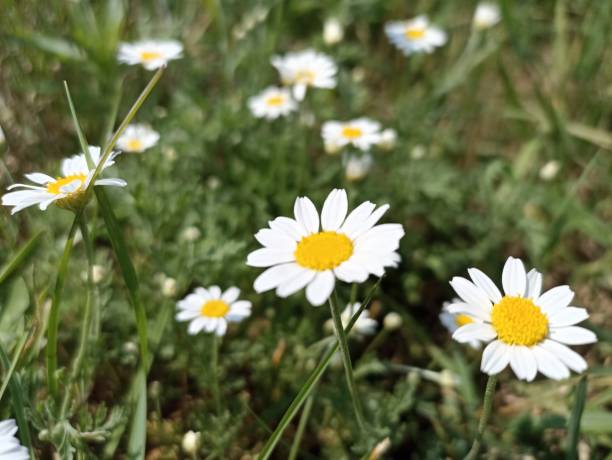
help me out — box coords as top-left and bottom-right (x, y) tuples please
(0, 0), (611, 458)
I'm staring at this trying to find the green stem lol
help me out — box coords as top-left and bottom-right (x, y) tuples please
(60, 217), (95, 418)
(287, 390), (315, 460)
(464, 374), (498, 460)
(47, 214), (82, 399)
(211, 334), (221, 414)
(328, 294), (366, 432)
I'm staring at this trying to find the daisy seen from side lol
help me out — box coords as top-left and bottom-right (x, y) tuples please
(2, 146), (125, 214)
(385, 16), (447, 56)
(247, 188), (404, 306)
(176, 286), (252, 336)
(439, 299), (481, 349)
(116, 124), (160, 153)
(449, 256), (597, 381)
(118, 40), (183, 70)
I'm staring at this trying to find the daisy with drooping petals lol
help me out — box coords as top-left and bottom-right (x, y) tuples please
(385, 16), (447, 56)
(176, 286), (252, 336)
(248, 86), (298, 120)
(345, 153), (373, 182)
(2, 146), (125, 214)
(322, 118), (382, 153)
(247, 189), (404, 306)
(118, 40), (183, 70)
(116, 124), (160, 153)
(0, 419), (29, 460)
(449, 257), (597, 381)
(439, 299), (481, 349)
(473, 3), (501, 30)
(271, 49), (337, 101)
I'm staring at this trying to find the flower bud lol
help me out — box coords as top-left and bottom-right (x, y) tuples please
(182, 430), (201, 455)
(383, 312), (402, 331)
(323, 18), (344, 45)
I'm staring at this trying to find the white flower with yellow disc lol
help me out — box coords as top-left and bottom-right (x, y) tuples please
(247, 189), (404, 306)
(248, 87), (297, 120)
(118, 40), (183, 70)
(2, 146), (125, 214)
(322, 118), (382, 153)
(116, 124), (160, 153)
(271, 49), (337, 101)
(176, 286), (252, 336)
(449, 257), (596, 381)
(385, 16), (447, 56)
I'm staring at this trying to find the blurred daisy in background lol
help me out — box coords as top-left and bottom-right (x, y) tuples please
(449, 257), (597, 381)
(176, 286), (252, 336)
(118, 40), (183, 70)
(0, 126), (5, 144)
(377, 128), (397, 151)
(439, 299), (481, 349)
(385, 16), (447, 55)
(322, 118), (382, 153)
(473, 3), (501, 29)
(116, 124), (160, 153)
(2, 146), (125, 214)
(345, 153), (373, 182)
(0, 419), (29, 460)
(272, 49), (337, 101)
(248, 86), (297, 120)
(247, 188), (404, 306)
(323, 17), (344, 45)
(324, 303), (377, 338)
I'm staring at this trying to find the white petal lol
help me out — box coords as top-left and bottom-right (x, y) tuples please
(501, 257), (527, 296)
(333, 260), (369, 283)
(509, 346), (538, 381)
(208, 286), (222, 299)
(340, 201), (376, 238)
(540, 339), (588, 373)
(254, 229), (297, 251)
(293, 196), (319, 234)
(468, 268), (502, 303)
(293, 83), (307, 101)
(548, 307), (589, 328)
(532, 345), (570, 380)
(321, 189), (348, 231)
(215, 319), (228, 336)
(536, 286), (574, 315)
(446, 301), (490, 322)
(176, 309), (201, 321)
(351, 204), (390, 239)
(305, 270), (335, 306)
(187, 317), (207, 335)
(452, 323), (497, 343)
(221, 287), (240, 303)
(549, 326), (597, 345)
(24, 172), (55, 184)
(204, 318), (219, 333)
(481, 340), (511, 375)
(246, 248), (295, 267)
(449, 277), (492, 311)
(94, 178), (127, 187)
(276, 268), (316, 298)
(268, 217), (307, 241)
(526, 269), (542, 299)
(254, 263), (303, 293)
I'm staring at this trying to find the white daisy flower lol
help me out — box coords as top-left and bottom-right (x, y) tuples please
(0, 419), (29, 460)
(322, 118), (382, 153)
(341, 302), (378, 336)
(345, 153), (373, 182)
(247, 189), (404, 306)
(448, 257), (597, 381)
(439, 299), (481, 349)
(117, 40), (183, 70)
(271, 49), (337, 101)
(176, 286), (252, 336)
(248, 86), (297, 120)
(116, 124), (160, 153)
(385, 16), (447, 56)
(2, 146), (126, 214)
(473, 3), (501, 30)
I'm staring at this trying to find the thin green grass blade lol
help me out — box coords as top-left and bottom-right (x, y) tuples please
(127, 371), (147, 460)
(0, 342), (34, 458)
(565, 376), (588, 460)
(0, 230), (44, 285)
(0, 334), (28, 402)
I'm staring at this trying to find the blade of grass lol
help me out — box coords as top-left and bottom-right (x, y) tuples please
(565, 376), (588, 460)
(257, 278), (382, 460)
(0, 342), (34, 458)
(0, 230), (44, 285)
(127, 371), (147, 459)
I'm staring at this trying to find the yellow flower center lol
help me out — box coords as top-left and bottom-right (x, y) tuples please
(342, 126), (363, 139)
(140, 50), (163, 61)
(455, 314), (474, 327)
(126, 138), (144, 151)
(294, 231), (354, 271)
(200, 300), (229, 318)
(265, 95), (285, 106)
(46, 174), (87, 195)
(294, 69), (316, 84)
(405, 27), (426, 40)
(491, 296), (549, 346)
